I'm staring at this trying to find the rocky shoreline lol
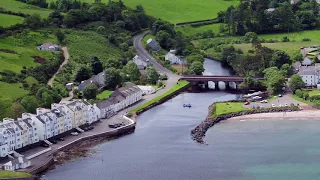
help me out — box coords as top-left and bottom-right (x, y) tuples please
(191, 103), (300, 144)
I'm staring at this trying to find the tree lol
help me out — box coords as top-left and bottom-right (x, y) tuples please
(42, 92), (53, 108)
(96, 26), (105, 34)
(91, 56), (103, 75)
(280, 63), (291, 76)
(48, 10), (64, 26)
(221, 46), (236, 65)
(189, 61), (205, 75)
(21, 96), (38, 113)
(186, 54), (204, 65)
(75, 66), (92, 82)
(105, 59), (121, 69)
(146, 67), (159, 84)
(270, 50), (291, 68)
(263, 67), (285, 94)
(104, 67), (122, 90)
(83, 84), (98, 99)
(24, 13), (43, 29)
(293, 53), (303, 62)
(55, 29), (65, 44)
(289, 74), (305, 92)
(123, 61), (141, 81)
(243, 32), (259, 44)
(155, 30), (173, 50)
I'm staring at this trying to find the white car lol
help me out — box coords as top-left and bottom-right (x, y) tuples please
(71, 132), (78, 136)
(146, 59), (150, 62)
(272, 104), (276, 108)
(278, 104), (283, 107)
(260, 100), (268, 103)
(285, 103), (288, 107)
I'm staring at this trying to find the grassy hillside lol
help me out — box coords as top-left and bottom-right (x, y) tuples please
(0, 0), (52, 18)
(194, 30), (320, 58)
(176, 23), (222, 37)
(48, 0), (238, 24)
(0, 30), (58, 73)
(66, 30), (122, 63)
(0, 13), (24, 27)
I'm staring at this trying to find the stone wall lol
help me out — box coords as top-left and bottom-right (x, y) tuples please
(191, 103), (300, 144)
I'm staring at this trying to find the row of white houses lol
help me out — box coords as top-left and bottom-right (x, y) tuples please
(0, 83), (143, 159)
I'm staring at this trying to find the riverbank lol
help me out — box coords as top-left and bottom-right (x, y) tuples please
(191, 103), (301, 144)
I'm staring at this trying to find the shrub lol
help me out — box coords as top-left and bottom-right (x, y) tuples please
(302, 38), (311, 42)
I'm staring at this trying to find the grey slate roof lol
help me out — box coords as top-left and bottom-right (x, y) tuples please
(22, 119), (32, 128)
(78, 72), (105, 91)
(97, 99), (113, 109)
(51, 109), (64, 118)
(14, 122), (23, 131)
(302, 57), (312, 66)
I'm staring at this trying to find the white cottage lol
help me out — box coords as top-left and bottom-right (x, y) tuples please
(3, 156), (31, 171)
(137, 85), (156, 95)
(165, 50), (181, 64)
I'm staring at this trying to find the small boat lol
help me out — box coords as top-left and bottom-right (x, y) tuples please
(183, 104), (192, 108)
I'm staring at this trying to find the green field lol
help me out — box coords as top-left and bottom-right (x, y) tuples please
(0, 171), (32, 179)
(213, 102), (246, 117)
(0, 13), (24, 27)
(66, 30), (122, 64)
(97, 90), (113, 100)
(49, 0), (238, 24)
(0, 30), (57, 73)
(0, 82), (29, 119)
(129, 80), (190, 114)
(0, 0), (52, 18)
(176, 23), (222, 37)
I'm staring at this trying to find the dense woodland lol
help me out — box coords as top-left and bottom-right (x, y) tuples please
(218, 0), (320, 35)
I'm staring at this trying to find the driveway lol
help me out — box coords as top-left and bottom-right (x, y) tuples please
(47, 47), (70, 87)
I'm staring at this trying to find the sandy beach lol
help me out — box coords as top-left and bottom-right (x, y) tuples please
(229, 110), (320, 121)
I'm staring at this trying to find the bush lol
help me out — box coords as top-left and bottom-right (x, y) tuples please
(303, 92), (309, 100)
(302, 38), (311, 42)
(281, 36), (290, 42)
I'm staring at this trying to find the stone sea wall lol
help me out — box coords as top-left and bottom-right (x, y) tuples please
(191, 103), (300, 144)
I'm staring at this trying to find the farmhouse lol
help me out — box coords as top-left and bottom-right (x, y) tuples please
(78, 72), (105, 91)
(296, 61), (320, 86)
(146, 38), (160, 51)
(165, 50), (181, 64)
(37, 42), (61, 51)
(133, 55), (147, 70)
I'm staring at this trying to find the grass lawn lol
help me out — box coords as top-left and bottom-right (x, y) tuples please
(213, 102), (246, 117)
(176, 23), (222, 37)
(306, 89), (320, 97)
(0, 13), (24, 27)
(97, 90), (113, 100)
(0, 0), (52, 18)
(291, 95), (313, 105)
(0, 171), (32, 178)
(129, 80), (190, 114)
(0, 30), (58, 73)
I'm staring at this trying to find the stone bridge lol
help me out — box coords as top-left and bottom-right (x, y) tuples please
(180, 75), (264, 90)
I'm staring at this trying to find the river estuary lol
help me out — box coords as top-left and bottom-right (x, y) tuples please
(44, 59), (320, 180)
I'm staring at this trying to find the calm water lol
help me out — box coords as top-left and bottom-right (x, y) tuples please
(44, 60), (320, 180)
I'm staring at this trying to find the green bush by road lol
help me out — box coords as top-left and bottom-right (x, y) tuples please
(130, 80), (190, 114)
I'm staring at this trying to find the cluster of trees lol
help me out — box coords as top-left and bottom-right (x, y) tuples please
(18, 0), (48, 8)
(20, 85), (68, 113)
(218, 0), (319, 35)
(221, 33), (292, 76)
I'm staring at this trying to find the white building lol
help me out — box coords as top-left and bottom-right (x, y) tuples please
(51, 107), (73, 133)
(97, 99), (115, 119)
(82, 100), (101, 124)
(0, 127), (10, 157)
(137, 85), (156, 95)
(37, 42), (60, 51)
(165, 50), (181, 64)
(133, 55), (147, 70)
(296, 62), (320, 86)
(2, 118), (23, 150)
(3, 156), (31, 171)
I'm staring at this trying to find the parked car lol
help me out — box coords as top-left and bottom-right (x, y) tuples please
(244, 102), (250, 105)
(278, 94), (282, 97)
(278, 104), (283, 107)
(58, 137), (64, 141)
(41, 143), (49, 148)
(260, 100), (268, 103)
(84, 126), (94, 131)
(71, 132), (79, 136)
(272, 104), (276, 108)
(285, 103), (288, 107)
(50, 139), (57, 144)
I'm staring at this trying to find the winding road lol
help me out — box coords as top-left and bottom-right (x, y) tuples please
(133, 31), (180, 89)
